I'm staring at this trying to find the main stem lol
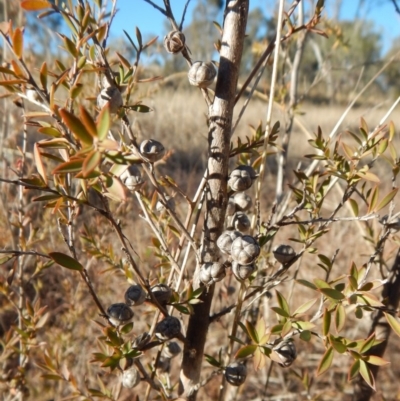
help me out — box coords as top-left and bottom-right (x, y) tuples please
(179, 1), (249, 400)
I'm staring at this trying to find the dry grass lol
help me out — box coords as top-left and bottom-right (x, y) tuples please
(1, 87), (400, 401)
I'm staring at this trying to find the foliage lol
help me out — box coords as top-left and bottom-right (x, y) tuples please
(0, 1), (400, 401)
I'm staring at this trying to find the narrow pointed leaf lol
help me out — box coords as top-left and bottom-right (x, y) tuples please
(384, 313), (400, 338)
(376, 188), (399, 212)
(359, 360), (375, 390)
(12, 28), (23, 59)
(21, 0), (52, 10)
(316, 346), (334, 376)
(49, 252), (83, 271)
(335, 303), (346, 333)
(96, 105), (110, 141)
(60, 108), (93, 145)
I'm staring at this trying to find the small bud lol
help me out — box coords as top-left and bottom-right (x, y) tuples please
(150, 284), (172, 305)
(231, 235), (260, 265)
(155, 316), (181, 340)
(273, 339), (297, 367)
(139, 139), (165, 163)
(163, 341), (182, 359)
(125, 284), (146, 306)
(217, 229), (242, 255)
(225, 362), (247, 386)
(107, 303), (134, 326)
(228, 165), (257, 192)
(97, 86), (123, 114)
(188, 61), (216, 88)
(273, 244), (295, 264)
(122, 366), (140, 388)
(164, 30), (185, 54)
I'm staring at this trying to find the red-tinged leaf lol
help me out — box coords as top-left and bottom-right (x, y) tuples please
(319, 288), (345, 301)
(357, 293), (384, 308)
(37, 138), (70, 149)
(293, 298), (318, 316)
(80, 106), (97, 138)
(11, 60), (25, 78)
(316, 346), (334, 376)
(376, 188), (399, 212)
(52, 159), (84, 174)
(49, 252), (83, 271)
(40, 61), (47, 89)
(34, 143), (48, 184)
(96, 105), (110, 141)
(116, 52), (131, 69)
(82, 151), (101, 177)
(253, 347), (266, 371)
(12, 28), (23, 59)
(342, 141), (357, 160)
(384, 313), (400, 338)
(0, 79), (27, 86)
(21, 0), (52, 10)
(359, 360), (375, 390)
(348, 359), (360, 381)
(59, 108), (93, 145)
(364, 355), (390, 366)
(323, 309), (331, 336)
(335, 303), (346, 333)
(38, 126), (62, 137)
(234, 344), (257, 359)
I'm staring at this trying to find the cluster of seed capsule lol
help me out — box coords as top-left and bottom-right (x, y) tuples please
(107, 283), (182, 388)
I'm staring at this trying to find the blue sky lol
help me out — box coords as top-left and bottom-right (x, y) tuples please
(110, 0), (400, 55)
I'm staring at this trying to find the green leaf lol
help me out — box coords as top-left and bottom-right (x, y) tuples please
(38, 126), (62, 137)
(319, 288), (345, 301)
(276, 290), (290, 315)
(364, 355), (390, 366)
(120, 322), (133, 335)
(245, 320), (259, 343)
(359, 359), (375, 390)
(376, 188), (399, 212)
(322, 309), (331, 336)
(33, 194), (61, 202)
(296, 279), (317, 290)
(60, 108), (93, 145)
(293, 298), (317, 316)
(80, 106), (98, 138)
(359, 333), (376, 354)
(348, 359), (360, 381)
(96, 105), (110, 141)
(204, 354), (221, 368)
(348, 198), (359, 217)
(270, 307), (290, 318)
(126, 104), (152, 113)
(49, 252), (83, 271)
(235, 344), (257, 359)
(335, 303), (346, 333)
(384, 313), (400, 338)
(300, 330), (311, 342)
(316, 346), (334, 376)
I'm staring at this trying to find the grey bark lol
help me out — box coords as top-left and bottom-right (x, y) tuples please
(353, 248), (400, 400)
(179, 1), (249, 400)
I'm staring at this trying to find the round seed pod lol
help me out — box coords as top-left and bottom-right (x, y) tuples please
(107, 303), (134, 326)
(188, 61), (216, 88)
(273, 339), (297, 367)
(122, 366), (140, 388)
(273, 244), (295, 264)
(97, 86), (123, 114)
(121, 165), (144, 192)
(155, 356), (170, 374)
(226, 199), (237, 217)
(199, 262), (226, 286)
(156, 195), (176, 213)
(139, 139), (165, 163)
(231, 235), (260, 265)
(230, 212), (251, 233)
(164, 30), (185, 54)
(155, 316), (181, 340)
(217, 230), (242, 255)
(225, 362), (247, 386)
(162, 341), (181, 359)
(150, 284), (172, 305)
(132, 332), (151, 350)
(232, 261), (255, 281)
(125, 284), (146, 306)
(232, 192), (252, 212)
(228, 165), (257, 192)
